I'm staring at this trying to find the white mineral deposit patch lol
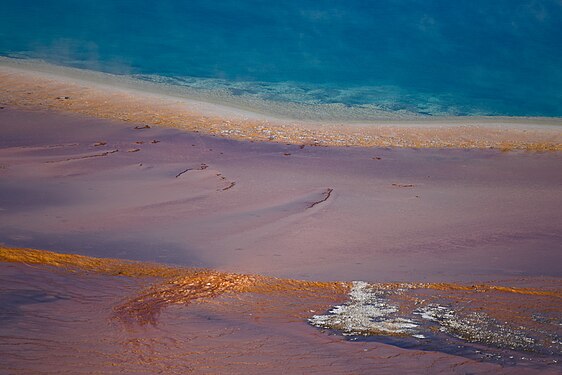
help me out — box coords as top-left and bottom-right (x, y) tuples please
(308, 281), (420, 336)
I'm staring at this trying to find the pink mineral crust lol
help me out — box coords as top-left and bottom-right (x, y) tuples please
(1, 109), (560, 282)
(0, 108), (561, 373)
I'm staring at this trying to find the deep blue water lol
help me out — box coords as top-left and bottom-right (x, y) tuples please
(1, 0), (562, 118)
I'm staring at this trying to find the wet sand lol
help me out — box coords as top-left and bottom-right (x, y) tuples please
(1, 247), (561, 374)
(0, 108), (561, 373)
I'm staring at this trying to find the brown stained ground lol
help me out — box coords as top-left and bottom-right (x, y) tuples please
(1, 65), (561, 151)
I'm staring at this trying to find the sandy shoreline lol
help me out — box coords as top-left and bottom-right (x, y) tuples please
(1, 58), (561, 150)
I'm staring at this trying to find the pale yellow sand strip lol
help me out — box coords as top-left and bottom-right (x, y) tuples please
(1, 61), (561, 150)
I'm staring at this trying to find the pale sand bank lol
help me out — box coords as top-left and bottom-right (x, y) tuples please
(1, 58), (561, 150)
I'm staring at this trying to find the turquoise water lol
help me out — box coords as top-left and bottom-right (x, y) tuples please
(1, 1), (562, 118)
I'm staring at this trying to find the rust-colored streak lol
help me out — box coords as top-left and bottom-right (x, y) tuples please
(0, 246), (185, 279)
(0, 246), (348, 326)
(373, 282), (562, 299)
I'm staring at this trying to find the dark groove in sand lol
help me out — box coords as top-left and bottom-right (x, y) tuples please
(20, 143), (79, 149)
(175, 168), (193, 178)
(308, 188), (333, 209)
(222, 182), (236, 191)
(45, 149), (119, 163)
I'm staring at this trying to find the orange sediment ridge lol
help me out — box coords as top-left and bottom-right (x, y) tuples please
(0, 246), (349, 325)
(373, 281), (562, 298)
(0, 244), (186, 279)
(1, 61), (561, 150)
(1, 246), (560, 326)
